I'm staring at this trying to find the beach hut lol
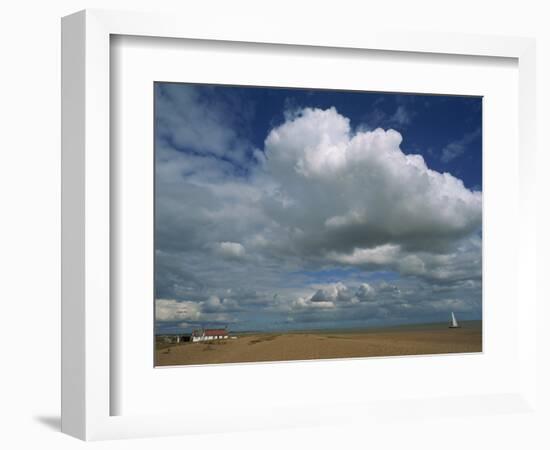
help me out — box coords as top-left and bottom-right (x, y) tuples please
(191, 328), (229, 342)
(205, 328), (229, 340)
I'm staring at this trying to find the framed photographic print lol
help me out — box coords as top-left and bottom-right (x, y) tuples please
(62, 9), (538, 442)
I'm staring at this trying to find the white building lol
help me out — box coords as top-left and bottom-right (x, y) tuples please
(191, 328), (229, 342)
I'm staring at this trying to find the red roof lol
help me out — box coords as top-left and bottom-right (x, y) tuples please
(204, 328), (228, 336)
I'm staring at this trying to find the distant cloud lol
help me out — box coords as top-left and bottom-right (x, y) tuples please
(305, 282), (376, 307)
(389, 105), (412, 126)
(155, 83), (254, 168)
(215, 241), (246, 260)
(283, 279), (479, 322)
(155, 298), (235, 325)
(360, 104), (414, 131)
(156, 299), (201, 322)
(441, 128), (481, 163)
(310, 282), (355, 304)
(201, 295), (241, 313)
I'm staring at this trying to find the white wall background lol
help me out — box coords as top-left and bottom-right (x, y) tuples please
(0, 1), (548, 449)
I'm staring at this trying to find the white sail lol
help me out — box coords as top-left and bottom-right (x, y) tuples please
(451, 312), (459, 328)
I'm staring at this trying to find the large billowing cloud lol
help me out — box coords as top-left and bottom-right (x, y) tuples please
(154, 87), (482, 332)
(259, 107), (481, 257)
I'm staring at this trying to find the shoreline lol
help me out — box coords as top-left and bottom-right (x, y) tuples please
(157, 320), (482, 337)
(155, 322), (482, 367)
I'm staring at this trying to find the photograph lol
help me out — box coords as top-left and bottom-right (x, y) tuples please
(1, 0), (542, 446)
(153, 82), (483, 366)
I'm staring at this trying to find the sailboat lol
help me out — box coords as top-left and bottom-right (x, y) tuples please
(449, 312), (461, 328)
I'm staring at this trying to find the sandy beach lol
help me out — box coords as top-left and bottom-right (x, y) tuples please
(155, 321), (482, 366)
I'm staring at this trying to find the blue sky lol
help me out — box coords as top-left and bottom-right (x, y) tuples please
(154, 82), (482, 334)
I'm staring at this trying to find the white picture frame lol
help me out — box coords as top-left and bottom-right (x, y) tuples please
(61, 9), (537, 441)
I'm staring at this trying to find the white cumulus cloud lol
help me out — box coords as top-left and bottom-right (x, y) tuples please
(260, 107), (482, 258)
